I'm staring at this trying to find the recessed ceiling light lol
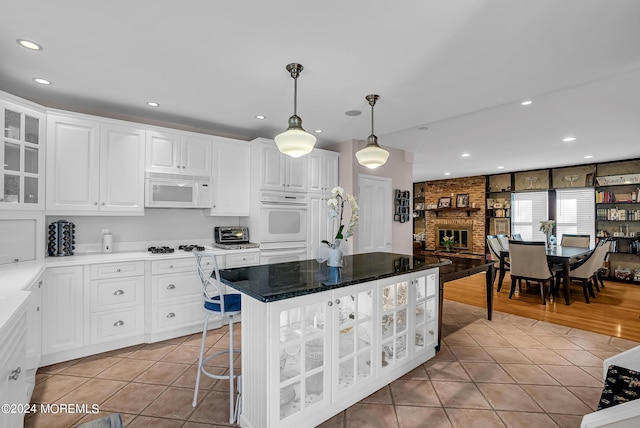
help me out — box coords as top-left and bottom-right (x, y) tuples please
(255, 115), (265, 119)
(461, 153), (470, 157)
(520, 100), (532, 106)
(497, 166), (505, 169)
(444, 172), (451, 176)
(345, 110), (362, 117)
(314, 129), (322, 133)
(146, 101), (159, 107)
(33, 78), (51, 85)
(584, 155), (594, 159)
(562, 136), (577, 142)
(17, 39), (42, 50)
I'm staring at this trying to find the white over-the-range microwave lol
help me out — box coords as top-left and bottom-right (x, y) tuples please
(145, 173), (213, 208)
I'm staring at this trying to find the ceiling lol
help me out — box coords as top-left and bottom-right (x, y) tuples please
(2, 0), (640, 182)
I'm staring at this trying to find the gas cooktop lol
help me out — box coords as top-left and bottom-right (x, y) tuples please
(147, 244), (206, 254)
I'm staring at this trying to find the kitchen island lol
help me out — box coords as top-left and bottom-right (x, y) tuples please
(219, 252), (451, 428)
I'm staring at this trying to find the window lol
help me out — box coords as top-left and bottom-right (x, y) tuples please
(556, 188), (595, 247)
(511, 191), (548, 241)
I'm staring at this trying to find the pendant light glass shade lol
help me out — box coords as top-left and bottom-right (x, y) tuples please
(356, 94), (389, 169)
(275, 63), (316, 157)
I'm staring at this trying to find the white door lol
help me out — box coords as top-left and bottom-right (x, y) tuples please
(358, 175), (392, 253)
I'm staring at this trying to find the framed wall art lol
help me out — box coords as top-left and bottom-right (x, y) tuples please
(437, 197), (451, 208)
(456, 193), (469, 208)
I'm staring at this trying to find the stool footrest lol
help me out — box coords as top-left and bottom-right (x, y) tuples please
(200, 349), (241, 381)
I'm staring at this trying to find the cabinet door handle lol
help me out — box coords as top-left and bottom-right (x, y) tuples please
(167, 312), (176, 318)
(38, 280), (42, 288)
(182, 165), (186, 169)
(116, 268), (121, 272)
(169, 265), (174, 269)
(113, 320), (125, 327)
(101, 202), (105, 205)
(167, 284), (176, 290)
(177, 166), (181, 169)
(113, 289), (124, 296)
(8, 367), (21, 381)
(335, 299), (340, 304)
(327, 301), (333, 307)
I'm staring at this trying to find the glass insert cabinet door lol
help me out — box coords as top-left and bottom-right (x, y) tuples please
(413, 273), (438, 353)
(332, 282), (374, 398)
(277, 295), (330, 422)
(1, 102), (44, 207)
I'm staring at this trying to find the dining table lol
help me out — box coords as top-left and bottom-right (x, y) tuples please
(498, 245), (595, 305)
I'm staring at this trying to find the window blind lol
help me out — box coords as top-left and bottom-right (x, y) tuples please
(511, 191), (548, 241)
(556, 188), (595, 247)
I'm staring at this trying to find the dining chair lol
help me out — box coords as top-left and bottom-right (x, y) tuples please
(508, 240), (555, 305)
(595, 239), (612, 290)
(560, 234), (591, 247)
(557, 243), (605, 304)
(487, 235), (509, 289)
(497, 234), (509, 250)
(192, 251), (242, 424)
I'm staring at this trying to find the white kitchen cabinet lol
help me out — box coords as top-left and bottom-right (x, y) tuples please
(148, 255), (224, 339)
(308, 149), (339, 194)
(42, 266), (85, 357)
(1, 99), (45, 210)
(209, 137), (251, 216)
(0, 211), (43, 265)
(307, 193), (338, 260)
(0, 310), (27, 428)
(46, 113), (145, 215)
(89, 261), (145, 344)
(255, 138), (307, 192)
(145, 130), (212, 177)
(24, 274), (42, 401)
(244, 269), (438, 428)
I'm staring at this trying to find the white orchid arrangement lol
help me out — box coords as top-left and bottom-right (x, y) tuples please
(539, 220), (555, 234)
(322, 186), (359, 247)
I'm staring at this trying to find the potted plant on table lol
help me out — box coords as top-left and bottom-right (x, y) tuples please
(321, 186), (359, 267)
(441, 236), (454, 252)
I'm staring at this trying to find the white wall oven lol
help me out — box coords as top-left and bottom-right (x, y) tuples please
(258, 192), (307, 243)
(258, 192), (307, 264)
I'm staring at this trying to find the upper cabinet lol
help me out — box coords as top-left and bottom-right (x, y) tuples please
(255, 138), (307, 192)
(145, 130), (212, 178)
(46, 113), (145, 215)
(308, 149), (339, 194)
(209, 137), (251, 216)
(0, 99), (45, 209)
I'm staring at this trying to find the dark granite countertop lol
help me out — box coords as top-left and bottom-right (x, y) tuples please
(219, 252), (452, 302)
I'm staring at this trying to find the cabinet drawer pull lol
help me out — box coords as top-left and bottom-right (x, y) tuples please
(116, 268), (121, 272)
(166, 284), (176, 290)
(113, 320), (125, 327)
(93, 202), (98, 205)
(335, 299), (340, 304)
(101, 202), (105, 205)
(167, 312), (176, 318)
(327, 301), (333, 307)
(113, 289), (124, 296)
(169, 265), (174, 269)
(8, 367), (21, 381)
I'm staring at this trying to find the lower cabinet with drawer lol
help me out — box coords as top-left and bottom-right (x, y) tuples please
(147, 254), (225, 342)
(89, 261), (145, 345)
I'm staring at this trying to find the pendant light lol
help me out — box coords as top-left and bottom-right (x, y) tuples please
(274, 63), (317, 158)
(356, 94), (389, 169)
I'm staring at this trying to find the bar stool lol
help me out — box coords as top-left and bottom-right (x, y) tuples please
(192, 250), (242, 424)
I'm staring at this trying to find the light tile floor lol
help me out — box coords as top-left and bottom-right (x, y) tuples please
(25, 300), (639, 428)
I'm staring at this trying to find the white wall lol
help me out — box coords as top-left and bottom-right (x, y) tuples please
(328, 140), (414, 256)
(46, 209), (239, 251)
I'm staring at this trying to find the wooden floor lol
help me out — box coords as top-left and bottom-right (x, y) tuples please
(444, 271), (640, 342)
